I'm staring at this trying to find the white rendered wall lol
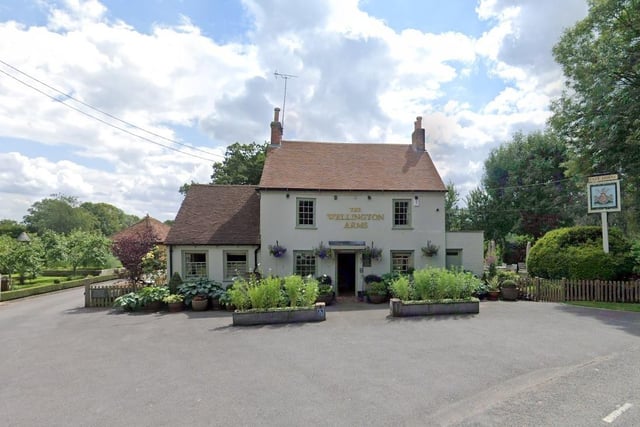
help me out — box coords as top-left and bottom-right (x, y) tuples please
(167, 245), (259, 286)
(259, 190), (446, 291)
(445, 231), (484, 277)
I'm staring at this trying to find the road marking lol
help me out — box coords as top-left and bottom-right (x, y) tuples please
(603, 403), (632, 423)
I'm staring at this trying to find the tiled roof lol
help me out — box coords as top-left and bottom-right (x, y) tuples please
(165, 185), (260, 245)
(111, 215), (171, 244)
(259, 141), (446, 191)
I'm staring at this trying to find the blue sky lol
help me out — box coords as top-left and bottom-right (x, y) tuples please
(0, 0), (588, 222)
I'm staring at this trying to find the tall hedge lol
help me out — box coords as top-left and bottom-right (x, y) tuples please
(527, 226), (633, 280)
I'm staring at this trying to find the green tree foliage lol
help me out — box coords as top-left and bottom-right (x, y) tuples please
(210, 142), (267, 185)
(40, 230), (67, 267)
(551, 0), (640, 234)
(80, 202), (139, 236)
(65, 230), (111, 275)
(0, 219), (26, 238)
(0, 236), (45, 285)
(23, 194), (95, 234)
(22, 195), (138, 237)
(445, 182), (463, 231)
(528, 226), (634, 280)
(463, 187), (490, 232)
(481, 131), (581, 241)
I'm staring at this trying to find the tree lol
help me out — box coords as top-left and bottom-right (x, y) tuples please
(0, 219), (26, 238)
(40, 230), (67, 268)
(445, 182), (463, 231)
(111, 227), (157, 282)
(2, 237), (45, 285)
(211, 142), (267, 185)
(80, 202), (139, 236)
(464, 187), (490, 233)
(551, 0), (640, 234)
(481, 131), (581, 241)
(23, 194), (95, 234)
(65, 230), (111, 275)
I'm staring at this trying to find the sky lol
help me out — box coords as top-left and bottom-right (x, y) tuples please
(0, 0), (589, 222)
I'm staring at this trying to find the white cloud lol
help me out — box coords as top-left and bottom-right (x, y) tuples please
(0, 0), (589, 220)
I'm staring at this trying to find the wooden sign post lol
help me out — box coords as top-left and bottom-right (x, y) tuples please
(587, 174), (621, 254)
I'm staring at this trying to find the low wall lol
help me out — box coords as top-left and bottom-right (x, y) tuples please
(0, 275), (118, 302)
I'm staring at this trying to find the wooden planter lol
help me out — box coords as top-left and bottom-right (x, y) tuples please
(389, 298), (479, 317)
(232, 303), (326, 326)
(487, 290), (500, 301)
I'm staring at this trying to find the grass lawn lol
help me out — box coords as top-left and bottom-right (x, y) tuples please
(566, 301), (640, 313)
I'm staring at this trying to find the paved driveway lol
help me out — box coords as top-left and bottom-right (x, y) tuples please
(1, 288), (639, 426)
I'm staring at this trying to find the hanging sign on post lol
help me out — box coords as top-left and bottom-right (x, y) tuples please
(587, 174), (621, 254)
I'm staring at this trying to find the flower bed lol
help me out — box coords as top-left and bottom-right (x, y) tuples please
(388, 267), (482, 317)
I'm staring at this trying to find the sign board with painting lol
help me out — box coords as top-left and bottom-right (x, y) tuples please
(586, 174), (620, 254)
(587, 180), (621, 213)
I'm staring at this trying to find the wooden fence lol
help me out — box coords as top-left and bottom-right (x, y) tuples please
(85, 281), (139, 308)
(518, 278), (640, 303)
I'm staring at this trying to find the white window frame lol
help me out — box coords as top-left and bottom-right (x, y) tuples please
(224, 251), (248, 280)
(391, 250), (414, 274)
(392, 199), (412, 229)
(293, 250), (316, 277)
(184, 251), (208, 279)
(296, 198), (316, 228)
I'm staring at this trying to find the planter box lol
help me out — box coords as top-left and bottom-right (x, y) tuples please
(389, 298), (479, 317)
(233, 303), (326, 326)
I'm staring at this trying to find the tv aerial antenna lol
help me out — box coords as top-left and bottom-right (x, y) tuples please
(274, 71), (297, 131)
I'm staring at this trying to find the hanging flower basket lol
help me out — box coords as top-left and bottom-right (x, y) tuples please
(363, 243), (383, 262)
(313, 241), (333, 260)
(269, 241), (287, 258)
(421, 240), (439, 257)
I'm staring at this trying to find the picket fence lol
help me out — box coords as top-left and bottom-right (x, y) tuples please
(519, 278), (640, 303)
(85, 281), (140, 308)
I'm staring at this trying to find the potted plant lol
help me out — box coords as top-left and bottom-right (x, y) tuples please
(177, 278), (223, 309)
(421, 240), (439, 257)
(487, 276), (500, 301)
(138, 285), (170, 312)
(268, 241), (287, 258)
(113, 292), (142, 312)
(315, 274), (334, 305)
(191, 294), (208, 311)
(500, 279), (518, 301)
(218, 287), (235, 311)
(366, 280), (388, 304)
(163, 294), (184, 312)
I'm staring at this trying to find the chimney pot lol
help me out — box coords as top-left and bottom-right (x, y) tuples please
(270, 107), (283, 145)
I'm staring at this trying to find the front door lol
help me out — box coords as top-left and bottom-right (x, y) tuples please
(337, 253), (356, 296)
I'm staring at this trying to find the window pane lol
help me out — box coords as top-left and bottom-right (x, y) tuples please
(185, 252), (207, 279)
(294, 251), (316, 277)
(394, 200), (409, 226)
(391, 251), (413, 274)
(297, 199), (315, 226)
(226, 253), (247, 279)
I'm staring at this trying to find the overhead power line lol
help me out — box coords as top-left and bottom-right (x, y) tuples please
(0, 59), (224, 163)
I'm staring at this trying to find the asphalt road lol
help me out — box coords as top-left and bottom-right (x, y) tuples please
(1, 287), (639, 427)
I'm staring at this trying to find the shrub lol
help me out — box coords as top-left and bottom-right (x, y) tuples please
(138, 286), (169, 305)
(393, 268), (481, 301)
(177, 278), (224, 306)
(300, 278), (319, 307)
(390, 275), (410, 300)
(528, 226), (634, 280)
(366, 281), (388, 296)
(284, 275), (303, 307)
(113, 292), (142, 311)
(168, 272), (183, 294)
(247, 276), (282, 309)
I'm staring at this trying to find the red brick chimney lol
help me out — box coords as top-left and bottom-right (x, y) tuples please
(411, 116), (425, 152)
(270, 107), (283, 146)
